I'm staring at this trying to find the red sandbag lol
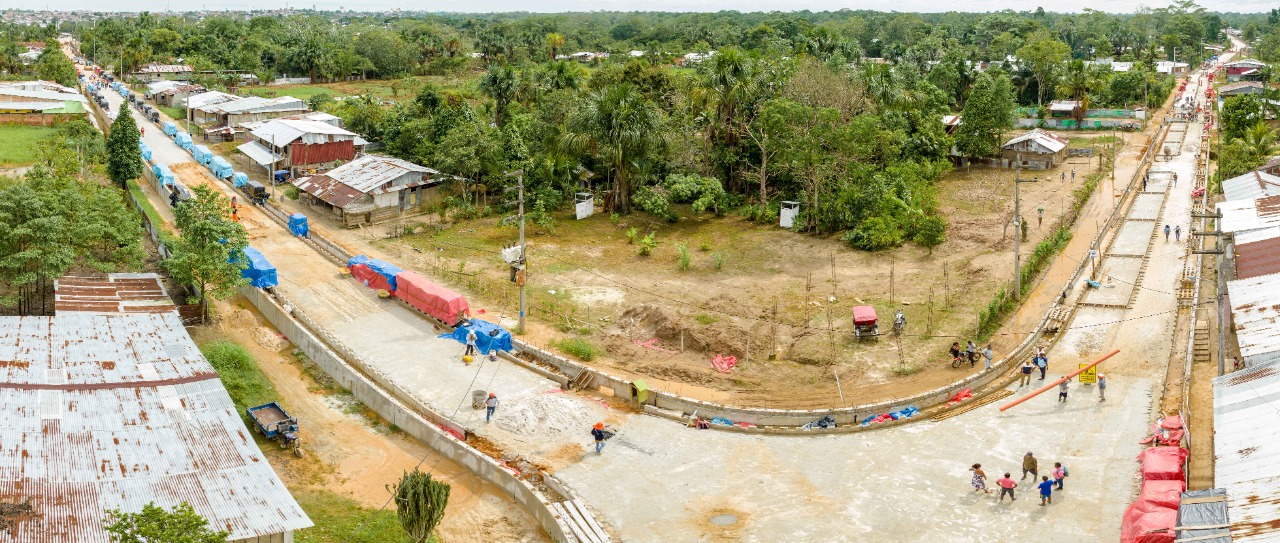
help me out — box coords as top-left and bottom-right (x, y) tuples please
(1159, 416), (1184, 430)
(947, 388), (973, 406)
(1138, 447), (1188, 482)
(1121, 499), (1177, 543)
(350, 263), (394, 292)
(395, 271), (470, 325)
(1139, 479), (1187, 510)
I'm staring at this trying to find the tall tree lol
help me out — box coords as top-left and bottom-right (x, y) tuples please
(164, 185), (248, 322)
(104, 502), (229, 543)
(545, 32), (565, 61)
(391, 469), (451, 543)
(1017, 31), (1071, 106)
(479, 63), (518, 127)
(35, 43), (78, 87)
(955, 72), (1015, 160)
(106, 111), (142, 188)
(563, 83), (666, 213)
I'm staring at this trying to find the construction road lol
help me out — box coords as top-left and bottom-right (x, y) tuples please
(89, 51), (1228, 541)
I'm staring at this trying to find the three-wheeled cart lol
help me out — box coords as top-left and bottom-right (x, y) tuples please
(852, 305), (879, 339)
(247, 402), (302, 457)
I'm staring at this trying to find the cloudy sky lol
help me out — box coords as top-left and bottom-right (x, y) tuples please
(37, 0), (1279, 12)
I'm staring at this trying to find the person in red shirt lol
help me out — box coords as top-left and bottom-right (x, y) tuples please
(996, 473), (1018, 502)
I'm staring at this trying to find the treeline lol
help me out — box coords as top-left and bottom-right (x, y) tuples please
(0, 121), (145, 315)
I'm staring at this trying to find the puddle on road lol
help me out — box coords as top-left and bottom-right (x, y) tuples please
(709, 514), (739, 526)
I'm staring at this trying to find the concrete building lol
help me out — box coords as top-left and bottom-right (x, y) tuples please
(0, 273), (312, 543)
(241, 118), (366, 176)
(1002, 128), (1069, 169)
(1156, 61), (1190, 74)
(195, 96), (309, 141)
(1221, 169), (1280, 202)
(130, 62), (194, 82)
(1223, 59), (1267, 82)
(293, 154), (447, 227)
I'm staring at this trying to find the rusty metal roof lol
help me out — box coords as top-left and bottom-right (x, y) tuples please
(0, 313), (312, 541)
(1226, 273), (1280, 363)
(1235, 237), (1280, 280)
(294, 154), (440, 209)
(293, 174), (367, 209)
(54, 274), (175, 315)
(1213, 360), (1280, 543)
(1219, 195), (1280, 234)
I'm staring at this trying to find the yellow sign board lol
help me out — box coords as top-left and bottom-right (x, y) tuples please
(1078, 364), (1097, 384)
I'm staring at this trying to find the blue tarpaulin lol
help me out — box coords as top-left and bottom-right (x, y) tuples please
(192, 145), (212, 165)
(175, 133), (192, 150)
(235, 246), (279, 288)
(364, 259), (402, 291)
(210, 157), (233, 179)
(162, 121), (177, 136)
(288, 213), (309, 238)
(440, 319), (513, 355)
(232, 172), (248, 188)
(138, 141), (152, 162)
(347, 254), (370, 268)
(152, 163), (174, 186)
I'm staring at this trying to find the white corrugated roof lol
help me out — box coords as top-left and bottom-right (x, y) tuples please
(1213, 364), (1280, 542)
(184, 91), (239, 110)
(146, 80), (182, 94)
(0, 312), (311, 542)
(1003, 128), (1068, 153)
(324, 154), (438, 193)
(1218, 195), (1280, 234)
(237, 141), (285, 167)
(1224, 170), (1280, 202)
(1236, 226), (1280, 245)
(241, 111), (342, 132)
(0, 87), (86, 104)
(216, 96), (307, 115)
(135, 63), (193, 74)
(1227, 273), (1280, 363)
(250, 119), (358, 146)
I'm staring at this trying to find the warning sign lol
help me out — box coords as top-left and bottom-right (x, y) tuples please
(1078, 364), (1097, 384)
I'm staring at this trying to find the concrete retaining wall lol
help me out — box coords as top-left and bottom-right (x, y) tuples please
(239, 286), (574, 542)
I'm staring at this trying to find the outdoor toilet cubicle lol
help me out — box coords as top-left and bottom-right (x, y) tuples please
(575, 192), (594, 220)
(780, 201), (800, 228)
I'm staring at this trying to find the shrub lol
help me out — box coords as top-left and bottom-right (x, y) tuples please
(638, 231), (658, 256)
(284, 186), (300, 201)
(695, 314), (716, 325)
(698, 242), (711, 252)
(626, 226), (639, 244)
(913, 215), (947, 254)
(200, 340), (276, 411)
(632, 185), (670, 217)
(676, 242), (691, 270)
(712, 252), (726, 270)
(555, 338), (599, 361)
(843, 217), (904, 251)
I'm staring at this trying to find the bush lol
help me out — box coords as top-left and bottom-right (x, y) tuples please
(632, 185), (670, 217)
(712, 252), (726, 270)
(555, 338), (599, 361)
(842, 217), (904, 251)
(200, 340), (276, 411)
(676, 242), (691, 270)
(626, 226), (639, 244)
(284, 186), (300, 201)
(638, 231), (658, 256)
(695, 313), (716, 325)
(913, 215), (947, 254)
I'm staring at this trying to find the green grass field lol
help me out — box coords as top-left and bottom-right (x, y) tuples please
(244, 85), (338, 101)
(157, 105), (185, 122)
(292, 488), (427, 543)
(0, 125), (56, 166)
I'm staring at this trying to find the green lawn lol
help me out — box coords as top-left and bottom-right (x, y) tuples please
(0, 125), (56, 166)
(292, 488), (425, 543)
(244, 85), (339, 101)
(157, 105), (185, 122)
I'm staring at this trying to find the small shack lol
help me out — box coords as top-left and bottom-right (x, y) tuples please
(1002, 129), (1069, 170)
(293, 155), (448, 227)
(1047, 100), (1083, 119)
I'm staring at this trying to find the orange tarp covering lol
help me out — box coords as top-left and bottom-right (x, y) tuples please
(395, 271), (470, 325)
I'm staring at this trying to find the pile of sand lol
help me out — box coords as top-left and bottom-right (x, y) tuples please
(494, 393), (597, 437)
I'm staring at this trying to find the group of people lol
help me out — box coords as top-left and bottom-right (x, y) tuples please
(969, 452), (1069, 506)
(1018, 345), (1051, 385)
(1164, 224), (1183, 242)
(949, 341), (995, 370)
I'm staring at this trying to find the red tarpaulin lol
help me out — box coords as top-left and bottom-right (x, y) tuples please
(1138, 446), (1188, 482)
(1121, 499), (1177, 543)
(350, 263), (395, 293)
(395, 271), (470, 325)
(1139, 479), (1187, 510)
(852, 305), (877, 325)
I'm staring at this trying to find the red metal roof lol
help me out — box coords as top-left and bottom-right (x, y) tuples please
(1235, 237), (1280, 280)
(54, 274), (175, 315)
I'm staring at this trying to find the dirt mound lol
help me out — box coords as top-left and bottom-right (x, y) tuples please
(619, 304), (750, 357)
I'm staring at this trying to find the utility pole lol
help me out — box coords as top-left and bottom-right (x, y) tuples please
(1014, 151), (1022, 300)
(505, 170), (527, 334)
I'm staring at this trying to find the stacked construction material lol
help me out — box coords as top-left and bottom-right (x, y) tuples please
(396, 270), (469, 325)
(1120, 446), (1189, 543)
(235, 246), (279, 289)
(347, 254), (402, 293)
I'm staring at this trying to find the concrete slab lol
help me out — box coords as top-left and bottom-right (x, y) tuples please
(1129, 194), (1165, 221)
(1109, 222), (1156, 256)
(556, 377), (1153, 542)
(1081, 258), (1143, 306)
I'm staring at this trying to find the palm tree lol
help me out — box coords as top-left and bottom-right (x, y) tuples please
(1238, 121), (1279, 160)
(692, 47), (757, 148)
(562, 83), (666, 213)
(545, 33), (565, 61)
(538, 61), (582, 92)
(1059, 60), (1104, 123)
(479, 63), (518, 127)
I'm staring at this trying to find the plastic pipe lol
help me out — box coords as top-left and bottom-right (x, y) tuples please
(999, 349), (1120, 412)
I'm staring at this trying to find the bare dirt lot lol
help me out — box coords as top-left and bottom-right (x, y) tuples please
(190, 297), (547, 543)
(288, 132), (1134, 409)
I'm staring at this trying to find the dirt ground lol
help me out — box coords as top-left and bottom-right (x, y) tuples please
(190, 296), (548, 543)
(282, 133), (1132, 409)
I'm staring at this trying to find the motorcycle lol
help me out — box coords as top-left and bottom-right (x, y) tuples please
(893, 310), (906, 336)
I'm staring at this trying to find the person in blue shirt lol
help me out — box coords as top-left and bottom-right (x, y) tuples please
(1034, 354), (1049, 380)
(1038, 475), (1055, 506)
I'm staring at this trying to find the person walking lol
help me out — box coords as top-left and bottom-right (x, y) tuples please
(1098, 373), (1107, 401)
(1022, 452), (1039, 481)
(591, 422), (608, 454)
(1020, 359), (1035, 386)
(1058, 379), (1069, 402)
(996, 473), (1018, 502)
(1233, 357), (1241, 371)
(1175, 225), (1182, 242)
(1038, 475), (1055, 506)
(1164, 224), (1171, 241)
(485, 392), (499, 423)
(1052, 462), (1068, 490)
(465, 329), (478, 357)
(982, 344), (994, 371)
(970, 464), (990, 494)
(965, 340), (978, 367)
(1061, 171), (1066, 182)
(1034, 353), (1048, 380)
(1142, 175), (1148, 191)
(1173, 172), (1178, 187)
(1071, 169), (1076, 182)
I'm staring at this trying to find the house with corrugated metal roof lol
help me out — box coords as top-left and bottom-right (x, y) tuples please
(0, 81), (89, 122)
(188, 95), (308, 141)
(293, 154), (448, 227)
(130, 62), (194, 82)
(1221, 169), (1280, 202)
(0, 273), (312, 543)
(1001, 128), (1069, 169)
(241, 118), (366, 177)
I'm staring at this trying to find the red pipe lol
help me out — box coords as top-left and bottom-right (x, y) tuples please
(998, 349), (1120, 411)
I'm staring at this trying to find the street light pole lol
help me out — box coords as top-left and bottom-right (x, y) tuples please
(1014, 151), (1022, 300)
(504, 170), (527, 334)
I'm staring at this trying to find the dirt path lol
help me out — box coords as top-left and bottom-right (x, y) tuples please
(191, 296), (547, 543)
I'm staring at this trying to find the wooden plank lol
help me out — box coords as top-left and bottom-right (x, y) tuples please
(1177, 496), (1227, 505)
(560, 501), (603, 543)
(1174, 532), (1232, 542)
(571, 499), (612, 542)
(1172, 523), (1231, 530)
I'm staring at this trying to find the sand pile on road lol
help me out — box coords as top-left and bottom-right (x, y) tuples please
(494, 393), (597, 437)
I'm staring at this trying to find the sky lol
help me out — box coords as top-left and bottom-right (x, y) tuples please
(30, 0), (1280, 13)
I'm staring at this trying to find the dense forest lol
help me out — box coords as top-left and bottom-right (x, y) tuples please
(0, 3), (1258, 250)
